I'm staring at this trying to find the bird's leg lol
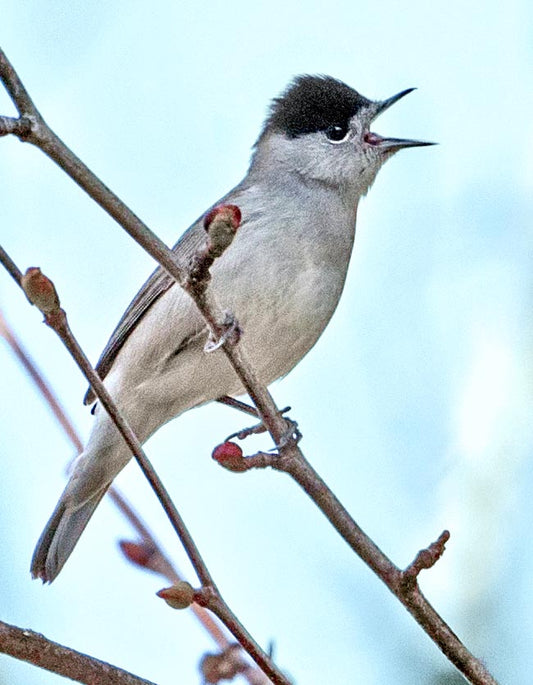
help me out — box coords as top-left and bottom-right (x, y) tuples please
(216, 396), (258, 417)
(224, 406), (297, 445)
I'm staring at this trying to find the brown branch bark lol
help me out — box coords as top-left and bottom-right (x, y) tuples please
(0, 306), (222, 641)
(0, 308), (269, 683)
(0, 620), (158, 685)
(5, 262), (289, 685)
(0, 45), (500, 685)
(215, 443), (500, 685)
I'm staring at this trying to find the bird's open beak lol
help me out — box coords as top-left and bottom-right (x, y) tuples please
(367, 88), (436, 151)
(374, 88), (416, 116)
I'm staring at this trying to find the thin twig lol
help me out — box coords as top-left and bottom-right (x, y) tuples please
(16, 267), (216, 591)
(213, 447), (499, 685)
(273, 454), (495, 683)
(0, 305), (180, 588)
(0, 47), (290, 450)
(4, 261), (289, 685)
(195, 590), (290, 684)
(401, 530), (451, 591)
(0, 50), (37, 116)
(0, 307), (83, 453)
(0, 310), (270, 671)
(0, 244), (23, 284)
(0, 619), (158, 685)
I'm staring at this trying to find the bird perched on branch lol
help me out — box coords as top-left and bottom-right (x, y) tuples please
(31, 74), (433, 582)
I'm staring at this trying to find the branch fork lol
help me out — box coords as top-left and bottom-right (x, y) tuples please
(400, 530), (451, 592)
(0, 114), (32, 138)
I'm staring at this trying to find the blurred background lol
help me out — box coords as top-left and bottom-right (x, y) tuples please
(1, 1), (531, 683)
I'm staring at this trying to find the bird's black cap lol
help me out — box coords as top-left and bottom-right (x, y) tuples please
(265, 75), (370, 138)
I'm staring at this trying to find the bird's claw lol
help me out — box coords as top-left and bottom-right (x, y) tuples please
(274, 418), (302, 451)
(204, 312), (241, 352)
(225, 409), (300, 451)
(226, 421), (267, 442)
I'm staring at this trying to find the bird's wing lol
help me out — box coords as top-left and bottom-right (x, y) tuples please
(83, 218), (210, 405)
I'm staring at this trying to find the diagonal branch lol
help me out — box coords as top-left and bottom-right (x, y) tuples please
(0, 46), (289, 450)
(13, 266), (213, 590)
(0, 308), (269, 683)
(0, 619), (158, 685)
(4, 261), (289, 685)
(0, 308), (229, 650)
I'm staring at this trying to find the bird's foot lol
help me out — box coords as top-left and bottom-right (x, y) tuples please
(225, 408), (300, 450)
(204, 311), (241, 352)
(275, 417), (302, 451)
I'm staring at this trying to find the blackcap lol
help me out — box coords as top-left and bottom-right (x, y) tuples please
(31, 75), (433, 582)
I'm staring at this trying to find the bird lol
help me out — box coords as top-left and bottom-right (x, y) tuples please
(31, 74), (434, 582)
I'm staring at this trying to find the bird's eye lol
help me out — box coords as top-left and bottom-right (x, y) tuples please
(325, 123), (350, 143)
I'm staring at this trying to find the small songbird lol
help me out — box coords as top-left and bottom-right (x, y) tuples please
(31, 75), (433, 582)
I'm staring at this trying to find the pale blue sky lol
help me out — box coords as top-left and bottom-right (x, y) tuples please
(1, 2), (532, 684)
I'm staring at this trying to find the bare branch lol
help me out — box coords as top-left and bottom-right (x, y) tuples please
(18, 266), (216, 589)
(2, 258), (289, 685)
(0, 50), (38, 117)
(0, 311), (270, 678)
(0, 50), (291, 455)
(0, 244), (23, 285)
(194, 590), (292, 685)
(0, 619), (158, 685)
(211, 444), (499, 685)
(401, 530), (451, 591)
(0, 307), (83, 453)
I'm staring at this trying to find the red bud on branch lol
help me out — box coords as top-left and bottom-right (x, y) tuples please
(21, 267), (60, 315)
(212, 441), (247, 472)
(203, 205), (241, 258)
(118, 540), (156, 570)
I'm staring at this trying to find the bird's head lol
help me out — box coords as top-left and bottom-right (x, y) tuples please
(252, 75), (434, 198)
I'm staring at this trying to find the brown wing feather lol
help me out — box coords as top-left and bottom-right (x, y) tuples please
(83, 267), (173, 404)
(83, 217), (210, 405)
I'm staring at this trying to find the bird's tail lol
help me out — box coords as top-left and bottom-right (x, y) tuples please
(30, 486), (108, 583)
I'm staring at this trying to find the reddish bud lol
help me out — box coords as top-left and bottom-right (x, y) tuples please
(202, 205), (241, 259)
(200, 645), (246, 683)
(211, 441), (247, 472)
(156, 581), (195, 609)
(21, 267), (60, 314)
(203, 204), (241, 232)
(118, 540), (156, 569)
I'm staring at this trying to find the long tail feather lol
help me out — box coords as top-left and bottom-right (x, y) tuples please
(30, 488), (108, 583)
